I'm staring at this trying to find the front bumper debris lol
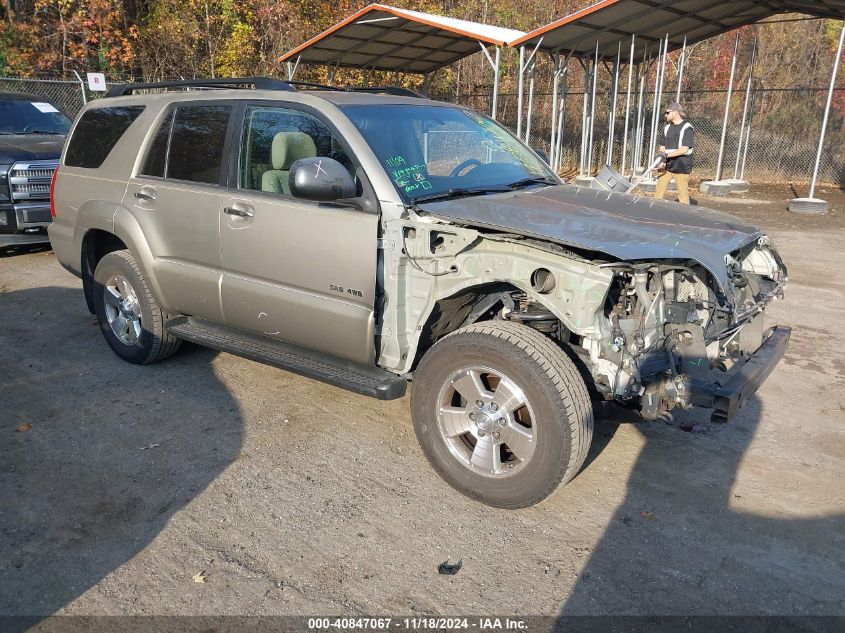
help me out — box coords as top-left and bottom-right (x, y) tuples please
(691, 326), (791, 422)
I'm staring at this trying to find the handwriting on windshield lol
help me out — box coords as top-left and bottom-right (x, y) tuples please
(386, 155), (432, 193)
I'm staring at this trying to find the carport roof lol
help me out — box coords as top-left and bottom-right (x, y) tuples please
(510, 0), (845, 59)
(279, 3), (525, 75)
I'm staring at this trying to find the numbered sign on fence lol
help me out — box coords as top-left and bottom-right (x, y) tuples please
(86, 73), (107, 92)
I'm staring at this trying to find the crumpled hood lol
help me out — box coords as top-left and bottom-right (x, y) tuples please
(0, 135), (65, 164)
(419, 184), (765, 292)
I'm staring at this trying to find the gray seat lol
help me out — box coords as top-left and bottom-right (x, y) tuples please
(261, 132), (317, 195)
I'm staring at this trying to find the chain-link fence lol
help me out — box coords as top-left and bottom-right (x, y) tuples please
(3, 75), (842, 186)
(0, 76), (121, 117)
(448, 86), (844, 186)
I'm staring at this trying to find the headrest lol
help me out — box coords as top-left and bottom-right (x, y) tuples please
(271, 132), (317, 170)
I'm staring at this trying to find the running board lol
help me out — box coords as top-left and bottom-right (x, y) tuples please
(166, 317), (406, 400)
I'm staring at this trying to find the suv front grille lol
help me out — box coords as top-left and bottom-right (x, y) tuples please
(10, 161), (58, 202)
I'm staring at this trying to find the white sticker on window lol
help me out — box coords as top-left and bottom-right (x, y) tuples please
(32, 102), (60, 113)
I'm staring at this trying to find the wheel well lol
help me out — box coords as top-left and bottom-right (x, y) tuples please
(81, 230), (127, 314)
(412, 283), (520, 370)
(411, 285), (599, 399)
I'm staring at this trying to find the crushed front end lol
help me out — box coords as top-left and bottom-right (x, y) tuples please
(582, 237), (790, 422)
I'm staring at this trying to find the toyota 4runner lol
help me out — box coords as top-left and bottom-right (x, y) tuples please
(49, 78), (790, 508)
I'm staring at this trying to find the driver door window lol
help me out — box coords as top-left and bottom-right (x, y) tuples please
(240, 106), (354, 195)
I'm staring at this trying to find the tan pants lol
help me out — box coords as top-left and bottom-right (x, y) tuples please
(654, 171), (691, 204)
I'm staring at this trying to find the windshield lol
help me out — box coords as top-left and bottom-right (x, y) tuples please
(341, 104), (558, 203)
(0, 99), (71, 135)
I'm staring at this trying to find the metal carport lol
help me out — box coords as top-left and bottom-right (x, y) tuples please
(510, 0), (845, 210)
(278, 3), (524, 120)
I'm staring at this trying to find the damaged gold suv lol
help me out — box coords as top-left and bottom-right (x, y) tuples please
(49, 78), (790, 508)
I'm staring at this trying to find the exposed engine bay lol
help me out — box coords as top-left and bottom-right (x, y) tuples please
(497, 237), (788, 422)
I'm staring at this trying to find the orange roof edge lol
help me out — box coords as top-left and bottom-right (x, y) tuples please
(279, 4), (383, 63)
(508, 0), (621, 48)
(278, 2), (516, 65)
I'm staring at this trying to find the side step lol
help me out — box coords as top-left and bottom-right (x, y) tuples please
(166, 317), (407, 400)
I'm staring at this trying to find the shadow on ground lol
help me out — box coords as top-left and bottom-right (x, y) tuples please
(0, 287), (244, 627)
(560, 395), (845, 618)
(0, 244), (52, 259)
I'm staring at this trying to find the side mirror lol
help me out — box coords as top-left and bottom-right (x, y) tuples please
(533, 148), (550, 165)
(289, 157), (357, 201)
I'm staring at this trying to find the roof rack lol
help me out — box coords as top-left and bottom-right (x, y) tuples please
(287, 82), (424, 98)
(106, 77), (296, 97)
(104, 76), (425, 100)
(287, 80), (340, 91)
(346, 86), (424, 98)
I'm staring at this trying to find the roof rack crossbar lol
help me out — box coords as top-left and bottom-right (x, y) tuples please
(286, 80), (344, 91)
(106, 77), (296, 97)
(345, 86), (424, 98)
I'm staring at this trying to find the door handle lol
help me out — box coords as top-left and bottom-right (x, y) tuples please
(134, 187), (157, 202)
(224, 204), (254, 218)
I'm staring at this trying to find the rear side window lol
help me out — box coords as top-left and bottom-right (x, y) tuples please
(166, 105), (231, 184)
(65, 106), (145, 168)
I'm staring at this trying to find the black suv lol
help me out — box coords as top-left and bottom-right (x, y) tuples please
(0, 91), (71, 247)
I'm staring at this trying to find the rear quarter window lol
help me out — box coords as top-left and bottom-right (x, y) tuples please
(65, 106), (146, 168)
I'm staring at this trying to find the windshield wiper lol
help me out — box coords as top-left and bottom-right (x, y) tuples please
(19, 130), (64, 135)
(507, 177), (559, 189)
(411, 187), (510, 205)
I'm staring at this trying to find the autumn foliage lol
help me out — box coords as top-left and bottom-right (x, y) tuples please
(0, 1), (841, 115)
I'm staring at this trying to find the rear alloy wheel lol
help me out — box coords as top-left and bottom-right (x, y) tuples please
(93, 250), (181, 364)
(103, 274), (143, 346)
(412, 320), (593, 508)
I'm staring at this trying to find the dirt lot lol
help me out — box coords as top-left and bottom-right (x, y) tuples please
(1, 184), (844, 623)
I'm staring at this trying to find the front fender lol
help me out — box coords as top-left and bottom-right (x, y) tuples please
(378, 218), (613, 374)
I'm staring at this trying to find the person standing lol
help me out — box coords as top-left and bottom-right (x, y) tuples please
(654, 102), (695, 204)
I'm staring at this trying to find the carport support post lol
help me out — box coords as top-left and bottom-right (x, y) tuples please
(525, 57), (537, 143)
(327, 61), (340, 86)
(587, 40), (599, 177)
(740, 81), (755, 181)
(550, 52), (561, 169)
(621, 35), (636, 176)
(790, 20), (845, 213)
(647, 37), (667, 173)
(809, 21), (845, 200)
(286, 56), (301, 81)
(715, 34), (740, 182)
(676, 36), (687, 102)
(733, 38), (757, 181)
(606, 42), (622, 167)
(517, 46), (526, 138)
(554, 56), (571, 171)
(633, 52), (649, 174)
(578, 58), (590, 177)
(479, 43), (501, 120)
(523, 39), (543, 144)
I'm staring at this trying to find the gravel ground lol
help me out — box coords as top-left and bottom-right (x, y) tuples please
(1, 185), (843, 622)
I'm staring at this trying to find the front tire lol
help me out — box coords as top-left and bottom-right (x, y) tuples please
(411, 321), (593, 508)
(93, 250), (181, 364)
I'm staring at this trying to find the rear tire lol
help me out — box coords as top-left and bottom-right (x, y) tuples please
(93, 250), (181, 364)
(411, 320), (593, 508)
